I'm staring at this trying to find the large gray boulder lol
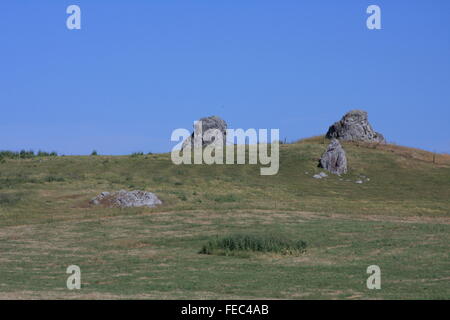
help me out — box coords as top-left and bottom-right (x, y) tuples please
(319, 139), (348, 175)
(326, 110), (385, 143)
(182, 116), (227, 149)
(90, 190), (162, 208)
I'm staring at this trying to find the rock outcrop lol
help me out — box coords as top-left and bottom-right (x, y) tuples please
(326, 110), (385, 143)
(319, 139), (348, 175)
(182, 116), (227, 149)
(90, 190), (162, 208)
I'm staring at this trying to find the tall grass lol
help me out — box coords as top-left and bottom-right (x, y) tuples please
(199, 234), (307, 256)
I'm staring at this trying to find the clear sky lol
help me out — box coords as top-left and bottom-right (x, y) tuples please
(1, 0), (449, 155)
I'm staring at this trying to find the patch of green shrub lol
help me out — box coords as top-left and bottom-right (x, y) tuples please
(0, 176), (40, 188)
(152, 176), (169, 183)
(199, 234), (307, 256)
(0, 150), (58, 159)
(130, 152), (144, 157)
(178, 194), (187, 201)
(44, 176), (65, 182)
(213, 194), (238, 203)
(0, 193), (23, 206)
(37, 151), (58, 157)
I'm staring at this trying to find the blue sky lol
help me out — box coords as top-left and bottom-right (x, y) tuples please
(1, 0), (449, 154)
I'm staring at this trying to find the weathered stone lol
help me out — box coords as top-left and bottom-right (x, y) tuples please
(90, 191), (110, 205)
(312, 172), (328, 179)
(326, 110), (385, 143)
(91, 190), (162, 208)
(182, 116), (227, 149)
(319, 139), (348, 175)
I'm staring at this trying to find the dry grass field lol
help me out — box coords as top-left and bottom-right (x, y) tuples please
(0, 137), (449, 299)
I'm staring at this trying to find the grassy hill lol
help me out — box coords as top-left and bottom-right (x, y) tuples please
(0, 137), (449, 299)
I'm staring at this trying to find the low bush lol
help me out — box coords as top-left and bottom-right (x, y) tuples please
(213, 194), (238, 203)
(130, 152), (144, 157)
(0, 150), (58, 159)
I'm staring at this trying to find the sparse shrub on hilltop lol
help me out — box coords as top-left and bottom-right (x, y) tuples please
(130, 152), (144, 157)
(0, 150), (58, 159)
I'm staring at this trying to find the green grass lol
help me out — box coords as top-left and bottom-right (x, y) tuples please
(199, 234), (307, 256)
(0, 137), (449, 299)
(0, 192), (24, 206)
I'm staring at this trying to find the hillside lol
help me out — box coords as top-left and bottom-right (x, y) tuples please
(0, 137), (449, 299)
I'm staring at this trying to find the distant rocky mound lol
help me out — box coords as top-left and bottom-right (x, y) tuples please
(319, 139), (348, 175)
(326, 110), (385, 143)
(182, 116), (227, 149)
(90, 190), (162, 208)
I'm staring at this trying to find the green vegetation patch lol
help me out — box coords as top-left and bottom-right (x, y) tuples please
(0, 150), (57, 159)
(199, 234), (307, 256)
(0, 192), (24, 206)
(212, 194), (238, 203)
